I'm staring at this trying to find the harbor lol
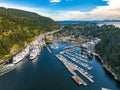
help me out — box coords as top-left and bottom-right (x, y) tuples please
(12, 29), (61, 63)
(56, 52), (94, 86)
(0, 29), (60, 76)
(0, 42), (119, 90)
(0, 28), (118, 89)
(12, 35), (45, 63)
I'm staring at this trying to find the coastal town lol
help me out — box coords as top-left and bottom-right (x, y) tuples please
(0, 26), (101, 82)
(0, 25), (117, 90)
(0, 0), (120, 89)
(55, 38), (100, 86)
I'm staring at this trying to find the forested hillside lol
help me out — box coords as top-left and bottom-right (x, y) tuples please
(96, 25), (120, 80)
(62, 24), (120, 80)
(0, 7), (58, 60)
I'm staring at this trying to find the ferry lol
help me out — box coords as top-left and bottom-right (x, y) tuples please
(12, 46), (30, 64)
(0, 64), (15, 76)
(30, 46), (40, 60)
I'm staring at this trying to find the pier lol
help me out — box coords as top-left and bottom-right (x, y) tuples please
(56, 54), (88, 86)
(47, 47), (52, 53)
(77, 68), (94, 83)
(72, 75), (82, 85)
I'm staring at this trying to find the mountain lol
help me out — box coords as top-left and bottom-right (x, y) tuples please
(0, 7), (58, 60)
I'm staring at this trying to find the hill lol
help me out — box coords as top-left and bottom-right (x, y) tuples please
(0, 7), (58, 60)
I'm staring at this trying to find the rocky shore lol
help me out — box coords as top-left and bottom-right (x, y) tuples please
(94, 53), (120, 81)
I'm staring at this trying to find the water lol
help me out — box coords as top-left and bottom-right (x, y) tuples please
(57, 21), (120, 28)
(98, 22), (120, 28)
(0, 43), (120, 90)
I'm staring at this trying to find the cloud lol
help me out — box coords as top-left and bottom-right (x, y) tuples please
(50, 11), (90, 20)
(88, 0), (120, 20)
(52, 0), (120, 20)
(50, 0), (61, 3)
(0, 0), (120, 20)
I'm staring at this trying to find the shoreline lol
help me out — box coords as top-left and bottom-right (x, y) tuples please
(0, 29), (61, 65)
(0, 58), (12, 65)
(61, 38), (120, 82)
(93, 52), (120, 82)
(0, 36), (42, 65)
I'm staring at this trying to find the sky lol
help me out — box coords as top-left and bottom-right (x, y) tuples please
(0, 0), (120, 21)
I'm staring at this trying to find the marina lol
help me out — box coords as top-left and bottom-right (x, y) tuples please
(0, 42), (120, 90)
(0, 30), (58, 77)
(55, 53), (93, 86)
(54, 45), (94, 86)
(62, 51), (92, 70)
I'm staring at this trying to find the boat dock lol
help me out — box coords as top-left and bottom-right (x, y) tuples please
(72, 75), (87, 86)
(72, 75), (82, 85)
(77, 68), (94, 83)
(56, 54), (88, 86)
(47, 47), (52, 53)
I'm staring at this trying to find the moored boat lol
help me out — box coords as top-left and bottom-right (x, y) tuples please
(101, 87), (111, 90)
(30, 46), (40, 60)
(12, 46), (30, 64)
(0, 63), (15, 76)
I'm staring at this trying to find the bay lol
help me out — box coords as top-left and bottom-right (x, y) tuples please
(0, 43), (120, 90)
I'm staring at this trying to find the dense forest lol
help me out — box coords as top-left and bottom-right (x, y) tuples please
(0, 7), (58, 60)
(62, 23), (120, 80)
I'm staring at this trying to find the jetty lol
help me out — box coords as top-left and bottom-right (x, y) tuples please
(47, 47), (52, 53)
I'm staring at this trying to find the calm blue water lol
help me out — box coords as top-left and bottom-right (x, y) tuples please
(0, 43), (120, 90)
(57, 21), (93, 24)
(57, 21), (120, 27)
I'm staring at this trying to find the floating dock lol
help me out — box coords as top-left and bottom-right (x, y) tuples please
(56, 54), (88, 86)
(77, 68), (94, 83)
(72, 75), (87, 86)
(72, 75), (82, 85)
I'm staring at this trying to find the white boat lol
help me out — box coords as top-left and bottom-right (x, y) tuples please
(0, 64), (15, 76)
(12, 46), (30, 64)
(30, 46), (40, 60)
(101, 87), (111, 90)
(50, 42), (59, 49)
